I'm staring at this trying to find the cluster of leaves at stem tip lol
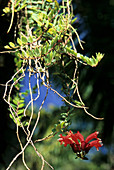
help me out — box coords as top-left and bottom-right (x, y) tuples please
(3, 0), (104, 129)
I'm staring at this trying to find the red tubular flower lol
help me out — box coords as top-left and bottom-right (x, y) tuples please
(58, 134), (74, 147)
(76, 131), (84, 142)
(85, 131), (99, 143)
(85, 139), (103, 152)
(67, 130), (80, 145)
(58, 131), (103, 159)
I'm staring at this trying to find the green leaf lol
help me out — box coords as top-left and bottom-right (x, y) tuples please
(18, 103), (24, 109)
(9, 114), (13, 119)
(32, 14), (43, 26)
(70, 84), (76, 90)
(22, 36), (28, 44)
(65, 60), (72, 67)
(92, 55), (97, 64)
(17, 109), (24, 115)
(48, 28), (56, 35)
(42, 46), (46, 55)
(10, 103), (17, 108)
(96, 52), (104, 62)
(49, 51), (53, 62)
(64, 122), (69, 126)
(61, 113), (67, 116)
(22, 90), (29, 96)
(65, 47), (77, 56)
(4, 45), (12, 49)
(16, 3), (27, 11)
(3, 7), (10, 13)
(73, 100), (84, 106)
(9, 42), (15, 48)
(50, 35), (58, 47)
(45, 20), (49, 28)
(14, 0), (22, 8)
(78, 52), (104, 67)
(48, 9), (54, 18)
(60, 6), (67, 9)
(17, 38), (22, 45)
(23, 121), (29, 126)
(46, 0), (53, 2)
(60, 121), (65, 128)
(13, 99), (18, 105)
(28, 36), (33, 43)
(71, 17), (77, 24)
(19, 99), (25, 103)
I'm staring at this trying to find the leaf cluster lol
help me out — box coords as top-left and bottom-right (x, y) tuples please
(10, 95), (29, 127)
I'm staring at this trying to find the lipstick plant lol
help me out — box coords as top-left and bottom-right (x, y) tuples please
(1, 0), (104, 169)
(58, 130), (103, 160)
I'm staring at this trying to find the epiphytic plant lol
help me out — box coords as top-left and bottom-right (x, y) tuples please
(1, 0), (104, 169)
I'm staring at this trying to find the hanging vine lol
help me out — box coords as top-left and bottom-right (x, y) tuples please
(1, 0), (104, 169)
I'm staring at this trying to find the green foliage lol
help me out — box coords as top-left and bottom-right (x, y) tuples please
(53, 106), (74, 132)
(3, 0), (104, 69)
(10, 95), (28, 127)
(1, 0), (105, 169)
(4, 1), (103, 68)
(65, 47), (104, 67)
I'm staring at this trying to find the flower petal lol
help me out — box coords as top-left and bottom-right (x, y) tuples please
(85, 139), (103, 153)
(81, 141), (86, 150)
(76, 131), (84, 142)
(67, 130), (79, 145)
(85, 131), (99, 143)
(58, 134), (74, 147)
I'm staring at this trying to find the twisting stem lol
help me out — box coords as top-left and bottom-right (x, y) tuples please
(16, 125), (30, 170)
(30, 141), (54, 170)
(27, 59), (34, 138)
(65, 73), (104, 120)
(42, 81), (86, 109)
(6, 86), (49, 170)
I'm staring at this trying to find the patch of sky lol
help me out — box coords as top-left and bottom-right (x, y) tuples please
(20, 69), (64, 110)
(57, 0), (62, 3)
(100, 146), (108, 155)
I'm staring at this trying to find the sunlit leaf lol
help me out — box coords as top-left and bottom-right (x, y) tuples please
(17, 38), (22, 45)
(4, 45), (12, 49)
(22, 36), (28, 44)
(18, 103), (25, 108)
(3, 7), (10, 13)
(9, 42), (15, 48)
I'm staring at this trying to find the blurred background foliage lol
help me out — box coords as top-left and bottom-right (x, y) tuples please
(0, 0), (114, 169)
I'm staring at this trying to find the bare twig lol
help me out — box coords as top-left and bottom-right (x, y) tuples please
(65, 73), (104, 120)
(16, 125), (30, 170)
(42, 81), (87, 109)
(34, 132), (57, 143)
(26, 59), (34, 139)
(0, 83), (11, 86)
(31, 141), (54, 169)
(6, 84), (49, 170)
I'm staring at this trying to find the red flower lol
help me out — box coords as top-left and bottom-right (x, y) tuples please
(58, 131), (103, 159)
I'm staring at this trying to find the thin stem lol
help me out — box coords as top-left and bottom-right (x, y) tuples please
(27, 59), (34, 138)
(31, 141), (54, 170)
(42, 81), (86, 109)
(16, 126), (30, 170)
(6, 88), (48, 170)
